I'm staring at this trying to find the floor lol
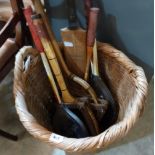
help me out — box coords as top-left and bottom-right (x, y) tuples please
(0, 71), (154, 155)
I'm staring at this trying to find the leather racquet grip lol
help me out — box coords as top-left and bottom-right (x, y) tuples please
(87, 7), (99, 47)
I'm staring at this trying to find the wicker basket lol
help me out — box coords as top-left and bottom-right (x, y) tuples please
(13, 43), (148, 153)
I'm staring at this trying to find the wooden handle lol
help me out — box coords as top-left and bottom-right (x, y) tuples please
(32, 14), (75, 104)
(84, 8), (99, 81)
(40, 52), (62, 104)
(32, 0), (99, 104)
(84, 46), (93, 81)
(31, 0), (71, 76)
(0, 14), (19, 46)
(24, 6), (62, 104)
(0, 1), (12, 22)
(10, 0), (32, 46)
(92, 39), (99, 75)
(72, 75), (98, 104)
(87, 8), (99, 47)
(0, 56), (15, 82)
(0, 38), (18, 70)
(23, 7), (44, 52)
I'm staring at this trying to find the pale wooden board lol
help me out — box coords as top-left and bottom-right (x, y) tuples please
(61, 28), (87, 77)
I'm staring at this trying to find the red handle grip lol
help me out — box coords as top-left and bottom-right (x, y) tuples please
(23, 6), (44, 52)
(87, 7), (99, 47)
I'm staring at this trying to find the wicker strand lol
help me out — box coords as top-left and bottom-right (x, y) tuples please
(13, 43), (148, 152)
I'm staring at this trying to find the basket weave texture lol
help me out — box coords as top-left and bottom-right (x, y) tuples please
(13, 43), (148, 152)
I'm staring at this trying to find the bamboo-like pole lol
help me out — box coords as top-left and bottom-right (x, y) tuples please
(23, 7), (62, 104)
(32, 14), (75, 104)
(31, 0), (99, 104)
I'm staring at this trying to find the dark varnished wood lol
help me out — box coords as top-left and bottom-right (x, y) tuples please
(0, 129), (18, 141)
(0, 14), (19, 47)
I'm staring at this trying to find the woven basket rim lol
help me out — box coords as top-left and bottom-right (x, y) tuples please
(13, 43), (148, 152)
